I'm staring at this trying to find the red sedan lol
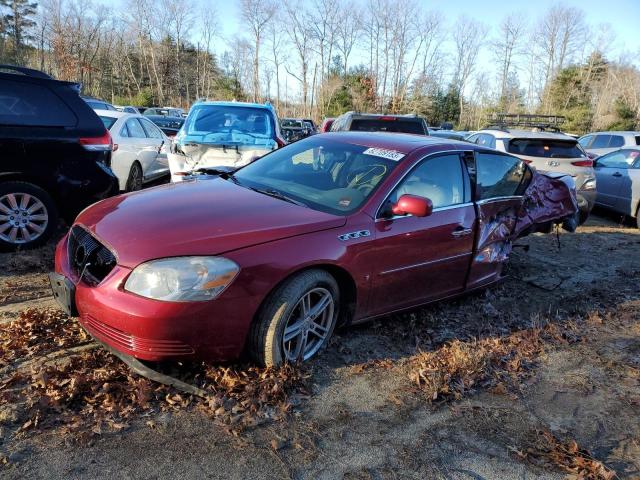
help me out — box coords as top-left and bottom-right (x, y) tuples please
(50, 132), (578, 366)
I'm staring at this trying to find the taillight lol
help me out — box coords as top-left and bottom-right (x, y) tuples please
(380, 116), (397, 121)
(522, 159), (533, 164)
(275, 136), (286, 148)
(571, 159), (593, 167)
(80, 130), (112, 151)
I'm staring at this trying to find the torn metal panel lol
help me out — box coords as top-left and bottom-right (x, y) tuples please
(515, 172), (579, 237)
(467, 172), (578, 288)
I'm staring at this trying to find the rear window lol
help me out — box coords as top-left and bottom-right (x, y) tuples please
(349, 118), (426, 135)
(183, 105), (275, 147)
(507, 139), (585, 158)
(99, 116), (117, 130)
(609, 135), (625, 148)
(591, 135), (611, 148)
(0, 79), (77, 127)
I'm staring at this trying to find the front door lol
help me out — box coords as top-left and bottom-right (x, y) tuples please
(368, 153), (475, 316)
(594, 150), (633, 211)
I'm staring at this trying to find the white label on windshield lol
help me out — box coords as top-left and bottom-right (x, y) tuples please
(362, 147), (405, 161)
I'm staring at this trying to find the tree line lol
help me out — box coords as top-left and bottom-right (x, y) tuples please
(1, 0), (639, 133)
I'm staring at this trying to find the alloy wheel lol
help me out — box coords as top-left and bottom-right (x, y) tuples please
(128, 164), (143, 191)
(0, 192), (49, 245)
(282, 287), (335, 362)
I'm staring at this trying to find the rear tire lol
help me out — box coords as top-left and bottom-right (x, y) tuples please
(126, 162), (143, 192)
(0, 181), (58, 251)
(248, 270), (339, 366)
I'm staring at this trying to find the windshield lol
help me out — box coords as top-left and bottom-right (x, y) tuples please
(233, 137), (402, 215)
(182, 104), (275, 147)
(508, 138), (586, 158)
(99, 115), (117, 130)
(350, 118), (426, 134)
(282, 119), (302, 128)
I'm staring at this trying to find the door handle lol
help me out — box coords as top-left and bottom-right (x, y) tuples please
(612, 172), (622, 177)
(452, 227), (473, 237)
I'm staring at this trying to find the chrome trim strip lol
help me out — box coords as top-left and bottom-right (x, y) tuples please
(380, 252), (472, 275)
(476, 195), (523, 205)
(374, 149), (474, 220)
(375, 202), (474, 223)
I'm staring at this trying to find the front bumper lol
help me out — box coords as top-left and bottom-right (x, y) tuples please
(52, 232), (260, 362)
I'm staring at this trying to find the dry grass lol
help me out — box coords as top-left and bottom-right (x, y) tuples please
(511, 430), (618, 479)
(0, 308), (89, 367)
(0, 309), (309, 441)
(407, 327), (547, 403)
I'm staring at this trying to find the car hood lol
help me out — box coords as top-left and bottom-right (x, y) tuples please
(75, 178), (346, 268)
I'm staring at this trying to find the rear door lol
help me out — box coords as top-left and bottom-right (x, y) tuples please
(139, 117), (168, 177)
(466, 151), (531, 290)
(125, 118), (157, 178)
(368, 152), (475, 315)
(594, 149), (639, 213)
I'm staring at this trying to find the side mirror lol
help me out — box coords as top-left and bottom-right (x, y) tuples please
(391, 194), (433, 217)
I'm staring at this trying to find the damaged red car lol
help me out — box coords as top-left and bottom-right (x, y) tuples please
(50, 132), (578, 366)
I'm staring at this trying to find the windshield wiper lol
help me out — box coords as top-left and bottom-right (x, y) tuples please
(249, 187), (308, 208)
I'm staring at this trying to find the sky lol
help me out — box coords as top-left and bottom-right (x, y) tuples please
(213, 0), (640, 56)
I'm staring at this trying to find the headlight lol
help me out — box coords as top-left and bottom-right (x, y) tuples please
(124, 257), (239, 302)
(581, 178), (596, 190)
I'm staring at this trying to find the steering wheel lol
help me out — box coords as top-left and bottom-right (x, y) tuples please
(347, 165), (387, 192)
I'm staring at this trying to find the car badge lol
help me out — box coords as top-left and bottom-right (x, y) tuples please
(338, 230), (371, 241)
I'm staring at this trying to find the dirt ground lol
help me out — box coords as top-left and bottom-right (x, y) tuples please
(0, 211), (639, 479)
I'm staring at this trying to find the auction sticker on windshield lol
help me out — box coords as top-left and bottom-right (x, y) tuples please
(362, 147), (405, 161)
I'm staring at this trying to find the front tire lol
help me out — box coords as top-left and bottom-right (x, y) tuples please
(0, 181), (58, 251)
(249, 270), (339, 366)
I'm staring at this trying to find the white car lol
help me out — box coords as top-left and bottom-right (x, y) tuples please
(466, 129), (596, 223)
(578, 131), (640, 157)
(96, 110), (170, 191)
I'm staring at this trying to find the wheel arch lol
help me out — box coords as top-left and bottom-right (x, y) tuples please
(252, 262), (358, 330)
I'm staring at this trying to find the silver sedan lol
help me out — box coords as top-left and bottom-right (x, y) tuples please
(96, 110), (170, 191)
(594, 148), (640, 228)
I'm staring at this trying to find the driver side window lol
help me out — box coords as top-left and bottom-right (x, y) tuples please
(388, 154), (467, 210)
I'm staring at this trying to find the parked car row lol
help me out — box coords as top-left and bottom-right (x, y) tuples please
(280, 118), (316, 143)
(0, 65), (584, 368)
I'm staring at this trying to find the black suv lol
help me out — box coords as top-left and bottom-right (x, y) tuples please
(330, 112), (429, 135)
(0, 65), (118, 251)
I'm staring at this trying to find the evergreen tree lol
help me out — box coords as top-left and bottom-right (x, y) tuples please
(0, 0), (37, 63)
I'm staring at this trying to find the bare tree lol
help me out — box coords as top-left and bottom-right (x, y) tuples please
(492, 12), (526, 103)
(266, 15), (286, 112)
(535, 5), (588, 84)
(452, 16), (487, 116)
(283, 0), (312, 114)
(241, 0), (276, 102)
(335, 0), (361, 77)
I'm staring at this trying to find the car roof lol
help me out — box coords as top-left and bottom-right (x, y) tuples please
(192, 101), (274, 111)
(479, 128), (577, 140)
(321, 131), (465, 155)
(345, 112), (421, 119)
(94, 109), (135, 119)
(582, 131), (640, 135)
